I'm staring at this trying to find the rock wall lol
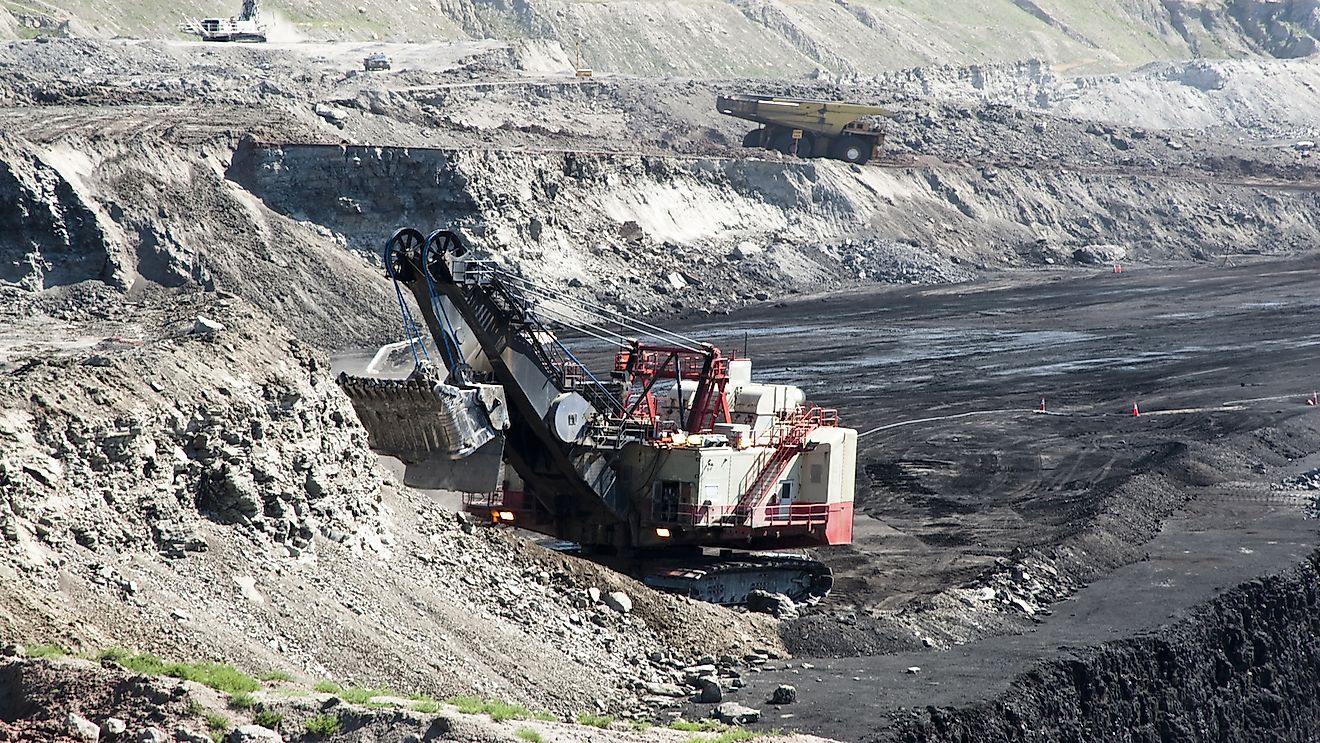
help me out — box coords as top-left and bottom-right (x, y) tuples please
(231, 141), (1320, 318)
(0, 133), (400, 349)
(0, 295), (386, 592)
(886, 551), (1320, 743)
(0, 136), (124, 291)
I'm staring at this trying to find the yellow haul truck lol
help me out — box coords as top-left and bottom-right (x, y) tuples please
(717, 94), (892, 165)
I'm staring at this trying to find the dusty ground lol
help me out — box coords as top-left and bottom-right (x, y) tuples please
(645, 256), (1320, 738)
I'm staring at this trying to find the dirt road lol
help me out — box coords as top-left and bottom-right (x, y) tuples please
(650, 256), (1320, 738)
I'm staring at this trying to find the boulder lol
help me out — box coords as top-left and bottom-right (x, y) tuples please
(229, 726), (284, 743)
(65, 713), (99, 741)
(682, 664), (717, 682)
(454, 510), (475, 535)
(136, 730), (168, 743)
(153, 521), (207, 557)
(769, 684), (797, 705)
(1071, 244), (1127, 265)
(713, 702), (761, 725)
(101, 718), (127, 739)
(746, 590), (798, 619)
(729, 241), (762, 260)
(192, 316), (225, 336)
(698, 678), (722, 703)
(313, 103), (348, 127)
(642, 682), (686, 697)
(603, 590), (632, 614)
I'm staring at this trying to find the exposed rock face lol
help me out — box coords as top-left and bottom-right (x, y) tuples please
(0, 136), (123, 291)
(887, 551), (1320, 742)
(0, 296), (387, 587)
(0, 131), (398, 350)
(7, 0), (1320, 75)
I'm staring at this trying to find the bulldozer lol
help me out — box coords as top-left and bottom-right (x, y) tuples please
(337, 228), (858, 605)
(718, 94), (892, 165)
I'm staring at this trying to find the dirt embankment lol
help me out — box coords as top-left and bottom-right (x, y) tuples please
(0, 291), (782, 718)
(229, 138), (1320, 315)
(5, 0), (1320, 76)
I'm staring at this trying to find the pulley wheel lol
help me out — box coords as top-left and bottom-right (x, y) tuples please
(424, 230), (468, 282)
(385, 228), (425, 282)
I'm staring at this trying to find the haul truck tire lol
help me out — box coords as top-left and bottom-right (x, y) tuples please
(767, 127), (795, 155)
(742, 128), (764, 148)
(767, 127), (817, 158)
(832, 135), (872, 165)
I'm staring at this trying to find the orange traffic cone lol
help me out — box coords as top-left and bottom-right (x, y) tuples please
(1113, 264), (1123, 274)
(1132, 402), (1141, 417)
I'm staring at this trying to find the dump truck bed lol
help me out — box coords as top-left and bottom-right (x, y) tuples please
(716, 94), (892, 137)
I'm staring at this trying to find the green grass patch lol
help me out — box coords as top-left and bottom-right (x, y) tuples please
(339, 686), (391, 705)
(204, 712), (230, 743)
(260, 670), (294, 683)
(515, 728), (545, 743)
(97, 648), (258, 695)
(96, 647), (132, 663)
(412, 699), (441, 714)
(305, 713), (342, 736)
(253, 710), (283, 730)
(671, 720), (728, 732)
(445, 696), (533, 722)
(684, 728), (783, 743)
(485, 701), (532, 723)
(311, 681), (402, 706)
(227, 692), (255, 710)
(575, 713), (614, 728)
(24, 643), (67, 659)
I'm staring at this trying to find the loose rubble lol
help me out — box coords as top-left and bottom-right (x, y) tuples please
(0, 292), (783, 718)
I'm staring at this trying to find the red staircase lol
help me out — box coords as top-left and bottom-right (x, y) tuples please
(734, 407), (836, 520)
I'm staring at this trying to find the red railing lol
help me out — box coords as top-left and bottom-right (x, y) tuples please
(655, 502), (836, 528)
